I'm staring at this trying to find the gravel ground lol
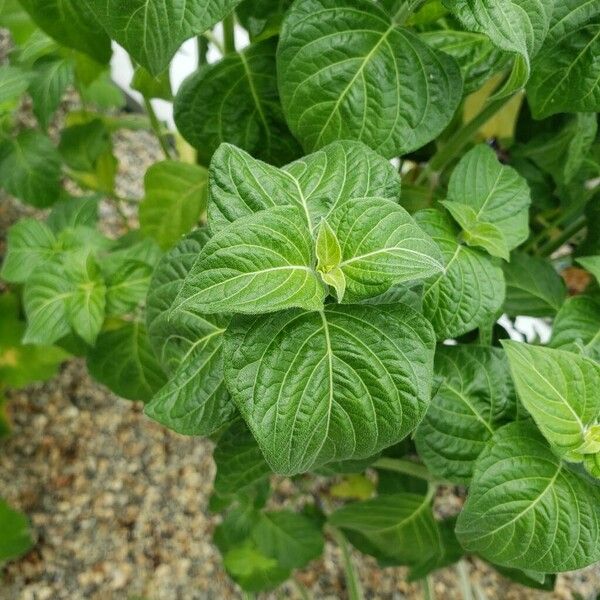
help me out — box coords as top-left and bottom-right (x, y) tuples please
(1, 66), (599, 600)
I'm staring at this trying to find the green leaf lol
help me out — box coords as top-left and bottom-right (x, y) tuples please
(503, 252), (566, 318)
(222, 543), (289, 592)
(46, 195), (99, 232)
(416, 209), (505, 339)
(577, 256), (600, 284)
(415, 345), (516, 484)
(441, 201), (509, 260)
(0, 292), (68, 388)
(28, 56), (73, 128)
(330, 474), (376, 500)
(493, 565), (556, 591)
(584, 453), (600, 479)
(443, 0), (553, 94)
(173, 206), (325, 315)
(329, 493), (440, 566)
(0, 498), (33, 563)
(18, 0), (111, 63)
(139, 160), (208, 250)
(145, 229), (234, 436)
(83, 0), (244, 75)
(550, 295), (600, 361)
(87, 320), (167, 401)
(131, 66), (172, 101)
(528, 0), (600, 119)
(0, 65), (33, 112)
(80, 71), (125, 109)
(446, 144), (531, 251)
(277, 0), (463, 157)
(58, 119), (111, 173)
(420, 30), (509, 94)
(224, 303), (435, 475)
(456, 422), (600, 572)
(1, 218), (57, 283)
(213, 420), (271, 499)
(208, 140), (401, 234)
(236, 0), (293, 40)
(316, 219), (342, 272)
(0, 0), (37, 44)
(251, 511), (324, 570)
(330, 197), (444, 302)
(503, 341), (600, 457)
(0, 131), (61, 207)
(175, 39), (301, 166)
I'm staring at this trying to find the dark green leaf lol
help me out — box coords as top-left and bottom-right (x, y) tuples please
(0, 499), (33, 562)
(58, 119), (111, 173)
(28, 55), (73, 128)
(131, 66), (172, 100)
(550, 295), (600, 361)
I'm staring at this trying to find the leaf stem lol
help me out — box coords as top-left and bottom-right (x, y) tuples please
(415, 93), (515, 186)
(421, 575), (435, 600)
(537, 215), (587, 257)
(456, 561), (474, 600)
(201, 30), (223, 55)
(374, 457), (445, 484)
(222, 12), (236, 55)
(143, 97), (172, 159)
(328, 526), (364, 600)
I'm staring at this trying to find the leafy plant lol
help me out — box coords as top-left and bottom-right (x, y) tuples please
(1, 0), (600, 596)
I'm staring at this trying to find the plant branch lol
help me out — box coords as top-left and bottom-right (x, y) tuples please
(374, 457), (446, 484)
(222, 12), (236, 55)
(421, 575), (435, 600)
(328, 526), (364, 600)
(202, 30), (223, 55)
(538, 215), (587, 257)
(143, 97), (172, 159)
(416, 92), (515, 186)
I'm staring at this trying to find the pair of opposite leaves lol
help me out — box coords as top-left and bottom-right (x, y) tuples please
(146, 139), (529, 476)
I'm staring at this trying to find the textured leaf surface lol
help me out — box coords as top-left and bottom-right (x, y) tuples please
(415, 345), (515, 483)
(550, 295), (600, 361)
(456, 422), (600, 572)
(19, 0), (110, 62)
(446, 145), (531, 250)
(330, 197), (444, 301)
(503, 341), (600, 456)
(503, 252), (566, 318)
(87, 321), (167, 401)
(528, 0), (600, 118)
(0, 131), (61, 207)
(224, 303), (435, 475)
(28, 56), (73, 128)
(145, 229), (234, 436)
(0, 65), (33, 110)
(277, 0), (463, 157)
(416, 209), (505, 339)
(330, 493), (440, 565)
(174, 206), (324, 315)
(139, 160), (208, 250)
(175, 40), (300, 166)
(208, 140), (401, 233)
(84, 0), (243, 74)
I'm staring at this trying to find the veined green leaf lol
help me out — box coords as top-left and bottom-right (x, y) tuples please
(416, 209), (505, 339)
(330, 197), (444, 302)
(528, 0), (600, 118)
(584, 453), (600, 479)
(175, 39), (300, 166)
(503, 341), (600, 457)
(415, 345), (515, 484)
(224, 303), (435, 475)
(446, 144), (531, 251)
(329, 493), (441, 566)
(145, 229), (235, 436)
(0, 65), (33, 112)
(222, 543), (288, 592)
(87, 320), (167, 402)
(236, 0), (293, 40)
(131, 66), (172, 101)
(503, 252), (566, 318)
(0, 131), (61, 207)
(19, 0), (111, 63)
(0, 498), (33, 562)
(577, 256), (600, 284)
(443, 0), (553, 94)
(278, 0), (463, 157)
(139, 160), (208, 250)
(1, 218), (57, 283)
(208, 140), (401, 234)
(550, 295), (600, 361)
(456, 422), (600, 572)
(46, 196), (99, 233)
(83, 0), (243, 75)
(173, 206), (325, 315)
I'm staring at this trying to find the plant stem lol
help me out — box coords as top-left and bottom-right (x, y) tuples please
(415, 93), (515, 186)
(538, 215), (587, 257)
(373, 457), (442, 484)
(456, 561), (474, 600)
(222, 12), (236, 55)
(143, 97), (172, 159)
(328, 527), (364, 600)
(201, 30), (223, 55)
(421, 575), (435, 600)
